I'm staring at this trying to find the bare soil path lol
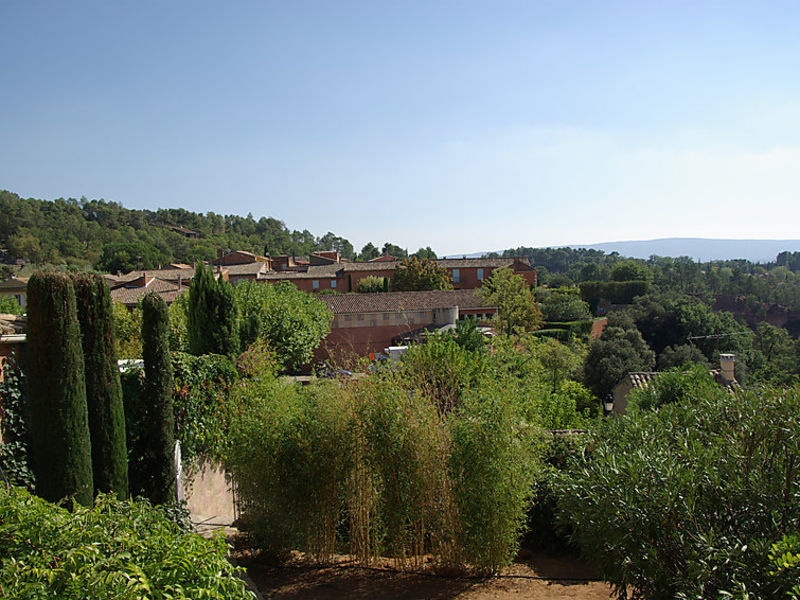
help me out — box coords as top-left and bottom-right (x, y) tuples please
(239, 552), (613, 600)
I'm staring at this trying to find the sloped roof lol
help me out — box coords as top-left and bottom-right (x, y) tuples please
(261, 265), (342, 280)
(0, 277), (28, 290)
(0, 313), (26, 335)
(225, 262), (268, 276)
(110, 277), (186, 306)
(623, 369), (740, 391)
(321, 289), (490, 314)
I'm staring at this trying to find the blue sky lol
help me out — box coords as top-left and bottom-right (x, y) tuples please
(2, 1), (800, 255)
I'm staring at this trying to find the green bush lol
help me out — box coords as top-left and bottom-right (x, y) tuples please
(227, 380), (354, 562)
(0, 486), (253, 599)
(579, 280), (650, 312)
(0, 358), (34, 490)
(172, 352), (239, 466)
(448, 385), (538, 572)
(399, 336), (485, 413)
(541, 293), (591, 322)
(235, 280), (332, 372)
(356, 380), (448, 566)
(356, 275), (388, 293)
(227, 374), (541, 574)
(556, 387), (800, 599)
(0, 295), (24, 314)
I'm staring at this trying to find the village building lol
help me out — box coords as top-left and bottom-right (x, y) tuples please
(315, 289), (496, 364)
(0, 276), (28, 309)
(109, 274), (190, 308)
(612, 353), (739, 414)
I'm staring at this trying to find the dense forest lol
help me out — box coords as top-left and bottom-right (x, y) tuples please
(0, 190), (361, 273)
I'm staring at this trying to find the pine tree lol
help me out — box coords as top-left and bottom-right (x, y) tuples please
(72, 273), (129, 499)
(26, 271), (94, 505)
(141, 292), (176, 505)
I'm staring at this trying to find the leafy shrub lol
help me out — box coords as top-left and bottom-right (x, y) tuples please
(399, 336), (485, 413)
(0, 295), (24, 314)
(0, 486), (253, 599)
(357, 275), (389, 293)
(112, 300), (142, 359)
(172, 352), (239, 466)
(556, 387), (800, 599)
(523, 433), (586, 554)
(769, 534), (800, 600)
(235, 280), (332, 372)
(541, 293), (591, 322)
(626, 364), (725, 412)
(122, 352), (240, 490)
(0, 358), (34, 490)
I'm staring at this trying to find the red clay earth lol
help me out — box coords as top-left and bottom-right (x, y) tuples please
(237, 550), (614, 600)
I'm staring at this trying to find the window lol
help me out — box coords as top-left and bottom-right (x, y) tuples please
(477, 268), (484, 281)
(344, 314), (351, 322)
(358, 314), (364, 321)
(312, 280), (319, 290)
(330, 280), (337, 289)
(383, 313), (390, 320)
(452, 268), (460, 283)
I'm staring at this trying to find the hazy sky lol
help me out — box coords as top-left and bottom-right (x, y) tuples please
(2, 1), (800, 255)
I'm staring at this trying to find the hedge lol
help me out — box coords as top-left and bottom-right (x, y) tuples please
(579, 280), (650, 312)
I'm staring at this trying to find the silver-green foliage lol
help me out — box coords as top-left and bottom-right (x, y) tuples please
(0, 487), (254, 599)
(557, 387), (800, 600)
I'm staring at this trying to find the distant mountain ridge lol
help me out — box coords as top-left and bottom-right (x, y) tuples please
(453, 238), (800, 263)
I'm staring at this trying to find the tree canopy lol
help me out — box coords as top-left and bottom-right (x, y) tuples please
(392, 257), (452, 292)
(234, 281), (332, 372)
(479, 267), (542, 334)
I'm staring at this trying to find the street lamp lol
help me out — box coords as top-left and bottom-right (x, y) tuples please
(603, 394), (614, 415)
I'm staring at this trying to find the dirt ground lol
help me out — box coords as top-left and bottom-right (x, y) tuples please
(238, 551), (614, 600)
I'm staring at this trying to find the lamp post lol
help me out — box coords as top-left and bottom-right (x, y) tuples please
(603, 394), (614, 415)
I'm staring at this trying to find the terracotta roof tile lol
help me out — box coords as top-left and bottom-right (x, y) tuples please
(110, 277), (186, 306)
(321, 289), (491, 314)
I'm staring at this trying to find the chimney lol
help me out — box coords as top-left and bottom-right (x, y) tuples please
(719, 353), (736, 384)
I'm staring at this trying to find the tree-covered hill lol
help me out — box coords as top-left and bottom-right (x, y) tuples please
(0, 190), (355, 272)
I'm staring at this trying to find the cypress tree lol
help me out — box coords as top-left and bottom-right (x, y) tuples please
(213, 277), (239, 357)
(187, 261), (216, 355)
(187, 261), (239, 357)
(72, 273), (129, 499)
(141, 292), (176, 505)
(26, 271), (93, 505)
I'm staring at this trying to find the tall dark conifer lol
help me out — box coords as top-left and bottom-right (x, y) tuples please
(187, 262), (216, 355)
(141, 292), (176, 505)
(26, 271), (93, 505)
(72, 273), (129, 499)
(187, 261), (239, 357)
